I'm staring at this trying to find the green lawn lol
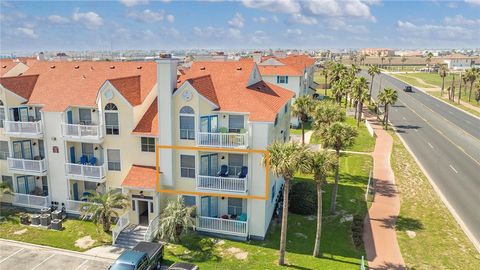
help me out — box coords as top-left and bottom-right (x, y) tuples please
(392, 72), (455, 89)
(290, 121), (312, 135)
(164, 154), (373, 269)
(390, 132), (480, 269)
(428, 91), (480, 117)
(310, 117), (376, 153)
(0, 209), (112, 251)
(391, 74), (433, 88)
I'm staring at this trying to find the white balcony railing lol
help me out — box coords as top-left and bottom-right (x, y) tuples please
(7, 157), (47, 174)
(65, 199), (97, 214)
(65, 163), (106, 181)
(196, 132), (248, 148)
(144, 215), (160, 242)
(11, 193), (50, 209)
(4, 120), (43, 137)
(61, 123), (104, 142)
(196, 175), (247, 193)
(196, 216), (248, 237)
(113, 212), (130, 245)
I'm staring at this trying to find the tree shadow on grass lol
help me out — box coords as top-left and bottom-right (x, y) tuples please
(169, 234), (222, 263)
(374, 215), (423, 232)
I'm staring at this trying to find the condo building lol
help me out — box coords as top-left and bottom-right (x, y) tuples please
(0, 57), (294, 244)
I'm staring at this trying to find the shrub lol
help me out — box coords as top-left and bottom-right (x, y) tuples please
(351, 214), (364, 249)
(289, 181), (317, 215)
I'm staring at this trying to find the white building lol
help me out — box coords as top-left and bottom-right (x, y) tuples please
(0, 58), (294, 244)
(443, 54), (475, 71)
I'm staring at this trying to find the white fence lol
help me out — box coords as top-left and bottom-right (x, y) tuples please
(365, 170), (374, 202)
(196, 216), (247, 237)
(4, 120), (43, 136)
(11, 193), (50, 209)
(65, 199), (95, 214)
(144, 215), (160, 242)
(7, 157), (47, 174)
(112, 212), (130, 245)
(197, 175), (247, 193)
(65, 163), (106, 181)
(364, 119), (376, 138)
(61, 123), (103, 141)
(196, 132), (248, 148)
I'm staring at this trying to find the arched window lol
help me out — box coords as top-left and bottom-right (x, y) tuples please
(105, 103), (119, 135)
(0, 100), (4, 128)
(179, 106), (195, 140)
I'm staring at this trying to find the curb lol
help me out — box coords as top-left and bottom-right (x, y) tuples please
(0, 238), (116, 262)
(390, 125), (480, 253)
(385, 73), (480, 120)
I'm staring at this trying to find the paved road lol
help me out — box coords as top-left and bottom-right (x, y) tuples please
(360, 71), (480, 250)
(0, 240), (113, 270)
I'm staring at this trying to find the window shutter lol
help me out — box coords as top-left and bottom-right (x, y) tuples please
(276, 76), (279, 83)
(286, 76), (289, 84)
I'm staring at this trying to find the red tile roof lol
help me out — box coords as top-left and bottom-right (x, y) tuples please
(0, 74), (39, 100)
(257, 64), (303, 76)
(258, 54), (315, 76)
(0, 59), (19, 77)
(121, 165), (157, 190)
(133, 97), (158, 136)
(22, 61), (157, 111)
(178, 61), (294, 122)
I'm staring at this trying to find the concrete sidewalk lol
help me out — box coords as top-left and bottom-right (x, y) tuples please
(362, 113), (406, 270)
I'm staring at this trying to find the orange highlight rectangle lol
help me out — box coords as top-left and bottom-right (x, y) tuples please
(155, 145), (270, 200)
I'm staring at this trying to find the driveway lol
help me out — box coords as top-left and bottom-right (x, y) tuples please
(0, 240), (114, 270)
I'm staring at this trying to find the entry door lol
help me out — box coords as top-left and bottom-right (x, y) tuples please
(10, 107), (29, 122)
(19, 107), (29, 122)
(72, 183), (79, 200)
(69, 146), (76, 163)
(200, 115), (218, 133)
(201, 196), (218, 217)
(16, 176), (35, 194)
(13, 140), (33, 159)
(200, 154), (218, 176)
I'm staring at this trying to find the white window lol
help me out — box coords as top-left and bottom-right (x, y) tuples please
(228, 154), (244, 176)
(107, 149), (121, 171)
(79, 108), (92, 124)
(228, 115), (244, 133)
(180, 155), (195, 178)
(228, 198), (243, 215)
(179, 106), (195, 140)
(84, 181), (97, 192)
(81, 143), (94, 160)
(141, 137), (155, 152)
(182, 195), (196, 207)
(105, 103), (119, 135)
(0, 141), (8, 160)
(0, 100), (4, 128)
(277, 76), (288, 84)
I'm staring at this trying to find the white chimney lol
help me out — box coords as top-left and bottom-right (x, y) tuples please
(37, 52), (45, 61)
(157, 58), (179, 187)
(252, 52), (262, 64)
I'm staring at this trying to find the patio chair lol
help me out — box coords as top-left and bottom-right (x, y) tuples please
(89, 156), (97, 166)
(79, 155), (88, 165)
(217, 165), (228, 177)
(238, 213), (247, 222)
(237, 166), (248, 178)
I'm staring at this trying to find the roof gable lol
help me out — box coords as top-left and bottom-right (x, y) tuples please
(0, 74), (39, 100)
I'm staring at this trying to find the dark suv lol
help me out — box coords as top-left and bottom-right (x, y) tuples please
(403, 85), (412, 92)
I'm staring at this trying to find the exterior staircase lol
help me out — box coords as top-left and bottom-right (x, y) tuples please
(114, 224), (148, 249)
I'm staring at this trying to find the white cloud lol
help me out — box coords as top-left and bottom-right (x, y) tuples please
(241, 0), (301, 14)
(304, 0), (342, 16)
(444, 15), (480, 26)
(284, 28), (302, 38)
(228, 12), (245, 28)
(47, 15), (69, 24)
(166, 14), (175, 23)
(128, 9), (165, 22)
(120, 0), (149, 7)
(253, 16), (268, 24)
(304, 0), (375, 20)
(272, 15), (279, 23)
(251, 30), (269, 44)
(228, 28), (242, 39)
(465, 0), (480, 6)
(289, 13), (318, 25)
(397, 20), (473, 40)
(193, 26), (224, 38)
(327, 18), (369, 33)
(72, 9), (103, 28)
(15, 27), (38, 38)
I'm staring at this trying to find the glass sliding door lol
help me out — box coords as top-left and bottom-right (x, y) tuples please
(201, 196), (218, 217)
(200, 115), (218, 133)
(13, 140), (33, 159)
(200, 154), (218, 176)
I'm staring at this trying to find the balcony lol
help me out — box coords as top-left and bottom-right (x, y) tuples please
(196, 132), (248, 148)
(61, 123), (104, 143)
(7, 157), (47, 176)
(196, 216), (248, 237)
(196, 175), (247, 193)
(65, 163), (106, 182)
(11, 193), (50, 209)
(4, 120), (43, 138)
(65, 199), (96, 214)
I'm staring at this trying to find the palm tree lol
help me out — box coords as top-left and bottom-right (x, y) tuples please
(466, 68), (479, 102)
(360, 55), (366, 66)
(319, 122), (358, 214)
(292, 96), (315, 145)
(158, 197), (195, 243)
(378, 88), (398, 130)
(352, 77), (370, 126)
(438, 65), (448, 96)
(380, 56), (385, 68)
(301, 150), (337, 257)
(265, 141), (307, 266)
(426, 52), (434, 71)
(367, 65), (381, 99)
(311, 102), (346, 132)
(331, 79), (347, 106)
(474, 81), (480, 103)
(81, 191), (129, 232)
(329, 63), (347, 86)
(387, 56), (393, 68)
(401, 56), (407, 70)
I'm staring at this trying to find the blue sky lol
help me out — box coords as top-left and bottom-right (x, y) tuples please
(1, 0), (479, 52)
